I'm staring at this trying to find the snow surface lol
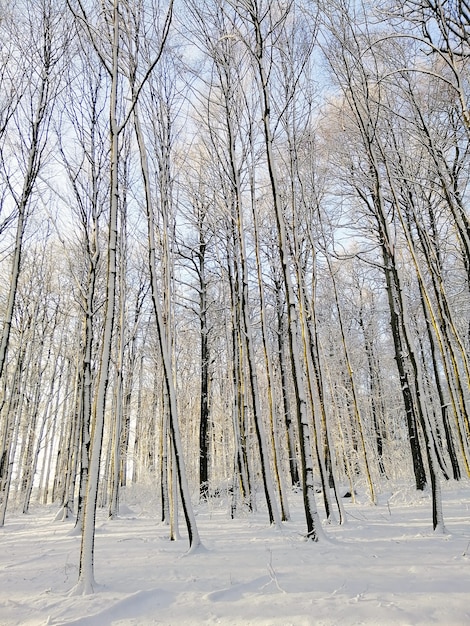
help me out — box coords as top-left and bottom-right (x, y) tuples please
(1, 482), (469, 626)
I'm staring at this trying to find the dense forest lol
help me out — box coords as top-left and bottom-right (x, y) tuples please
(0, 0), (469, 594)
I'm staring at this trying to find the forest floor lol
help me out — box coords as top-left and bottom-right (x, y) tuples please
(1, 480), (469, 625)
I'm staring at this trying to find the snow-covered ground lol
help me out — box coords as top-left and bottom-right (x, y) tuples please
(1, 482), (469, 626)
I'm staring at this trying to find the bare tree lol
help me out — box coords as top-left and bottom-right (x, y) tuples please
(128, 8), (202, 548)
(0, 0), (67, 526)
(232, 0), (325, 540)
(67, 0), (182, 594)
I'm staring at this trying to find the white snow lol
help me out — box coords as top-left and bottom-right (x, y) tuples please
(1, 482), (469, 626)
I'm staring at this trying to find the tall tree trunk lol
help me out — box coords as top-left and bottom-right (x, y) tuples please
(272, 273), (299, 488)
(198, 230), (211, 500)
(325, 257), (376, 504)
(250, 173), (290, 522)
(243, 1), (324, 540)
(358, 302), (387, 479)
(133, 100), (201, 551)
(74, 0), (121, 594)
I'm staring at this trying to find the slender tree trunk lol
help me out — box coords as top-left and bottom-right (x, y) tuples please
(74, 0), (121, 594)
(358, 304), (387, 479)
(23, 342), (59, 514)
(0, 344), (27, 526)
(198, 218), (211, 500)
(227, 239), (252, 513)
(109, 200), (129, 519)
(245, 2), (324, 540)
(133, 101), (201, 551)
(326, 259), (376, 504)
(273, 274), (299, 488)
(250, 174), (290, 522)
(225, 116), (281, 528)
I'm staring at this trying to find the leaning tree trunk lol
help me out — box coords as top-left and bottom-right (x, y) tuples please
(133, 100), (201, 551)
